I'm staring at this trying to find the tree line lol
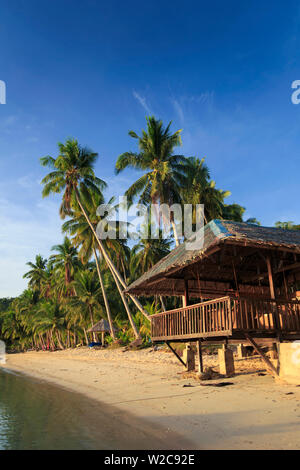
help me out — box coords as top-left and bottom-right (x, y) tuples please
(0, 116), (298, 351)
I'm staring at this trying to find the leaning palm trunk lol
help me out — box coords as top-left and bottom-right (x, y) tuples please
(102, 249), (149, 319)
(88, 305), (96, 342)
(109, 262), (140, 339)
(93, 247), (116, 340)
(83, 327), (89, 345)
(159, 295), (166, 312)
(171, 220), (180, 247)
(171, 220), (186, 306)
(74, 188), (149, 323)
(55, 331), (64, 350)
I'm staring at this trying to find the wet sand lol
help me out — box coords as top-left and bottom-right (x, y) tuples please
(2, 347), (300, 449)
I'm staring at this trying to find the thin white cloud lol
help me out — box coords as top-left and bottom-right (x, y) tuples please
(133, 90), (152, 114)
(17, 175), (37, 189)
(171, 98), (184, 123)
(3, 115), (17, 126)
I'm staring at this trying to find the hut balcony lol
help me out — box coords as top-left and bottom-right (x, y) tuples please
(151, 296), (300, 342)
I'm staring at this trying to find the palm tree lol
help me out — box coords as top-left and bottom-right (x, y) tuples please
(34, 300), (67, 350)
(222, 203), (245, 222)
(1, 309), (24, 345)
(275, 221), (299, 230)
(130, 232), (171, 312)
(130, 233), (171, 278)
(62, 192), (117, 339)
(40, 139), (148, 340)
(246, 218), (261, 226)
(49, 237), (80, 295)
(68, 270), (103, 342)
(182, 157), (231, 224)
(115, 116), (187, 245)
(23, 255), (48, 291)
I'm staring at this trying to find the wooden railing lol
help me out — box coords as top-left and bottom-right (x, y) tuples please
(151, 297), (232, 341)
(151, 296), (300, 341)
(234, 297), (300, 332)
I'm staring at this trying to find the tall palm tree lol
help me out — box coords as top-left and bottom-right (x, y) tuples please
(182, 157), (230, 224)
(68, 270), (103, 342)
(23, 255), (48, 291)
(49, 237), (80, 295)
(115, 116), (187, 245)
(40, 139), (148, 339)
(130, 234), (171, 278)
(130, 232), (171, 312)
(34, 300), (67, 350)
(62, 192), (117, 339)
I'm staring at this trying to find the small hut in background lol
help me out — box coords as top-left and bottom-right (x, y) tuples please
(88, 319), (111, 345)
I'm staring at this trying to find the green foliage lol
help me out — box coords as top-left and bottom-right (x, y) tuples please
(275, 221), (300, 230)
(116, 116), (187, 210)
(2, 125), (270, 351)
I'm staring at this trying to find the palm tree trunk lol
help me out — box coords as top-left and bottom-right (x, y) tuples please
(109, 262), (140, 339)
(55, 331), (64, 350)
(39, 334), (45, 350)
(171, 220), (186, 306)
(74, 188), (149, 323)
(93, 247), (116, 340)
(171, 220), (180, 247)
(83, 327), (89, 345)
(50, 331), (55, 350)
(103, 249), (149, 319)
(159, 295), (166, 312)
(88, 305), (96, 341)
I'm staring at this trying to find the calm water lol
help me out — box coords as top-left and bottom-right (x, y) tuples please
(0, 367), (176, 450)
(0, 368), (113, 449)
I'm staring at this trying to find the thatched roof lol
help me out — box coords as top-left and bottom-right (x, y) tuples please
(126, 219), (300, 297)
(88, 319), (111, 332)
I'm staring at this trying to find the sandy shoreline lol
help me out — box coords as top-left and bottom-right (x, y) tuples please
(2, 347), (300, 450)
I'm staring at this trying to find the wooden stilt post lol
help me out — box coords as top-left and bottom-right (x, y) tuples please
(197, 340), (204, 374)
(183, 279), (189, 308)
(266, 256), (279, 329)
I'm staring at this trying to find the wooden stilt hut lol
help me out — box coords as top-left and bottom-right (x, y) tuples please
(126, 220), (300, 375)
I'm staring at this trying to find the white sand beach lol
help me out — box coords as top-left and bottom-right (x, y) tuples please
(2, 347), (300, 450)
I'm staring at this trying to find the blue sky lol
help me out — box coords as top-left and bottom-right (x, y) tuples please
(1, 0), (300, 296)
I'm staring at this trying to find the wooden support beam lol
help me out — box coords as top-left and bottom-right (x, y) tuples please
(266, 257), (275, 300)
(276, 261), (300, 273)
(165, 341), (186, 368)
(244, 333), (279, 378)
(183, 279), (189, 307)
(242, 260), (300, 284)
